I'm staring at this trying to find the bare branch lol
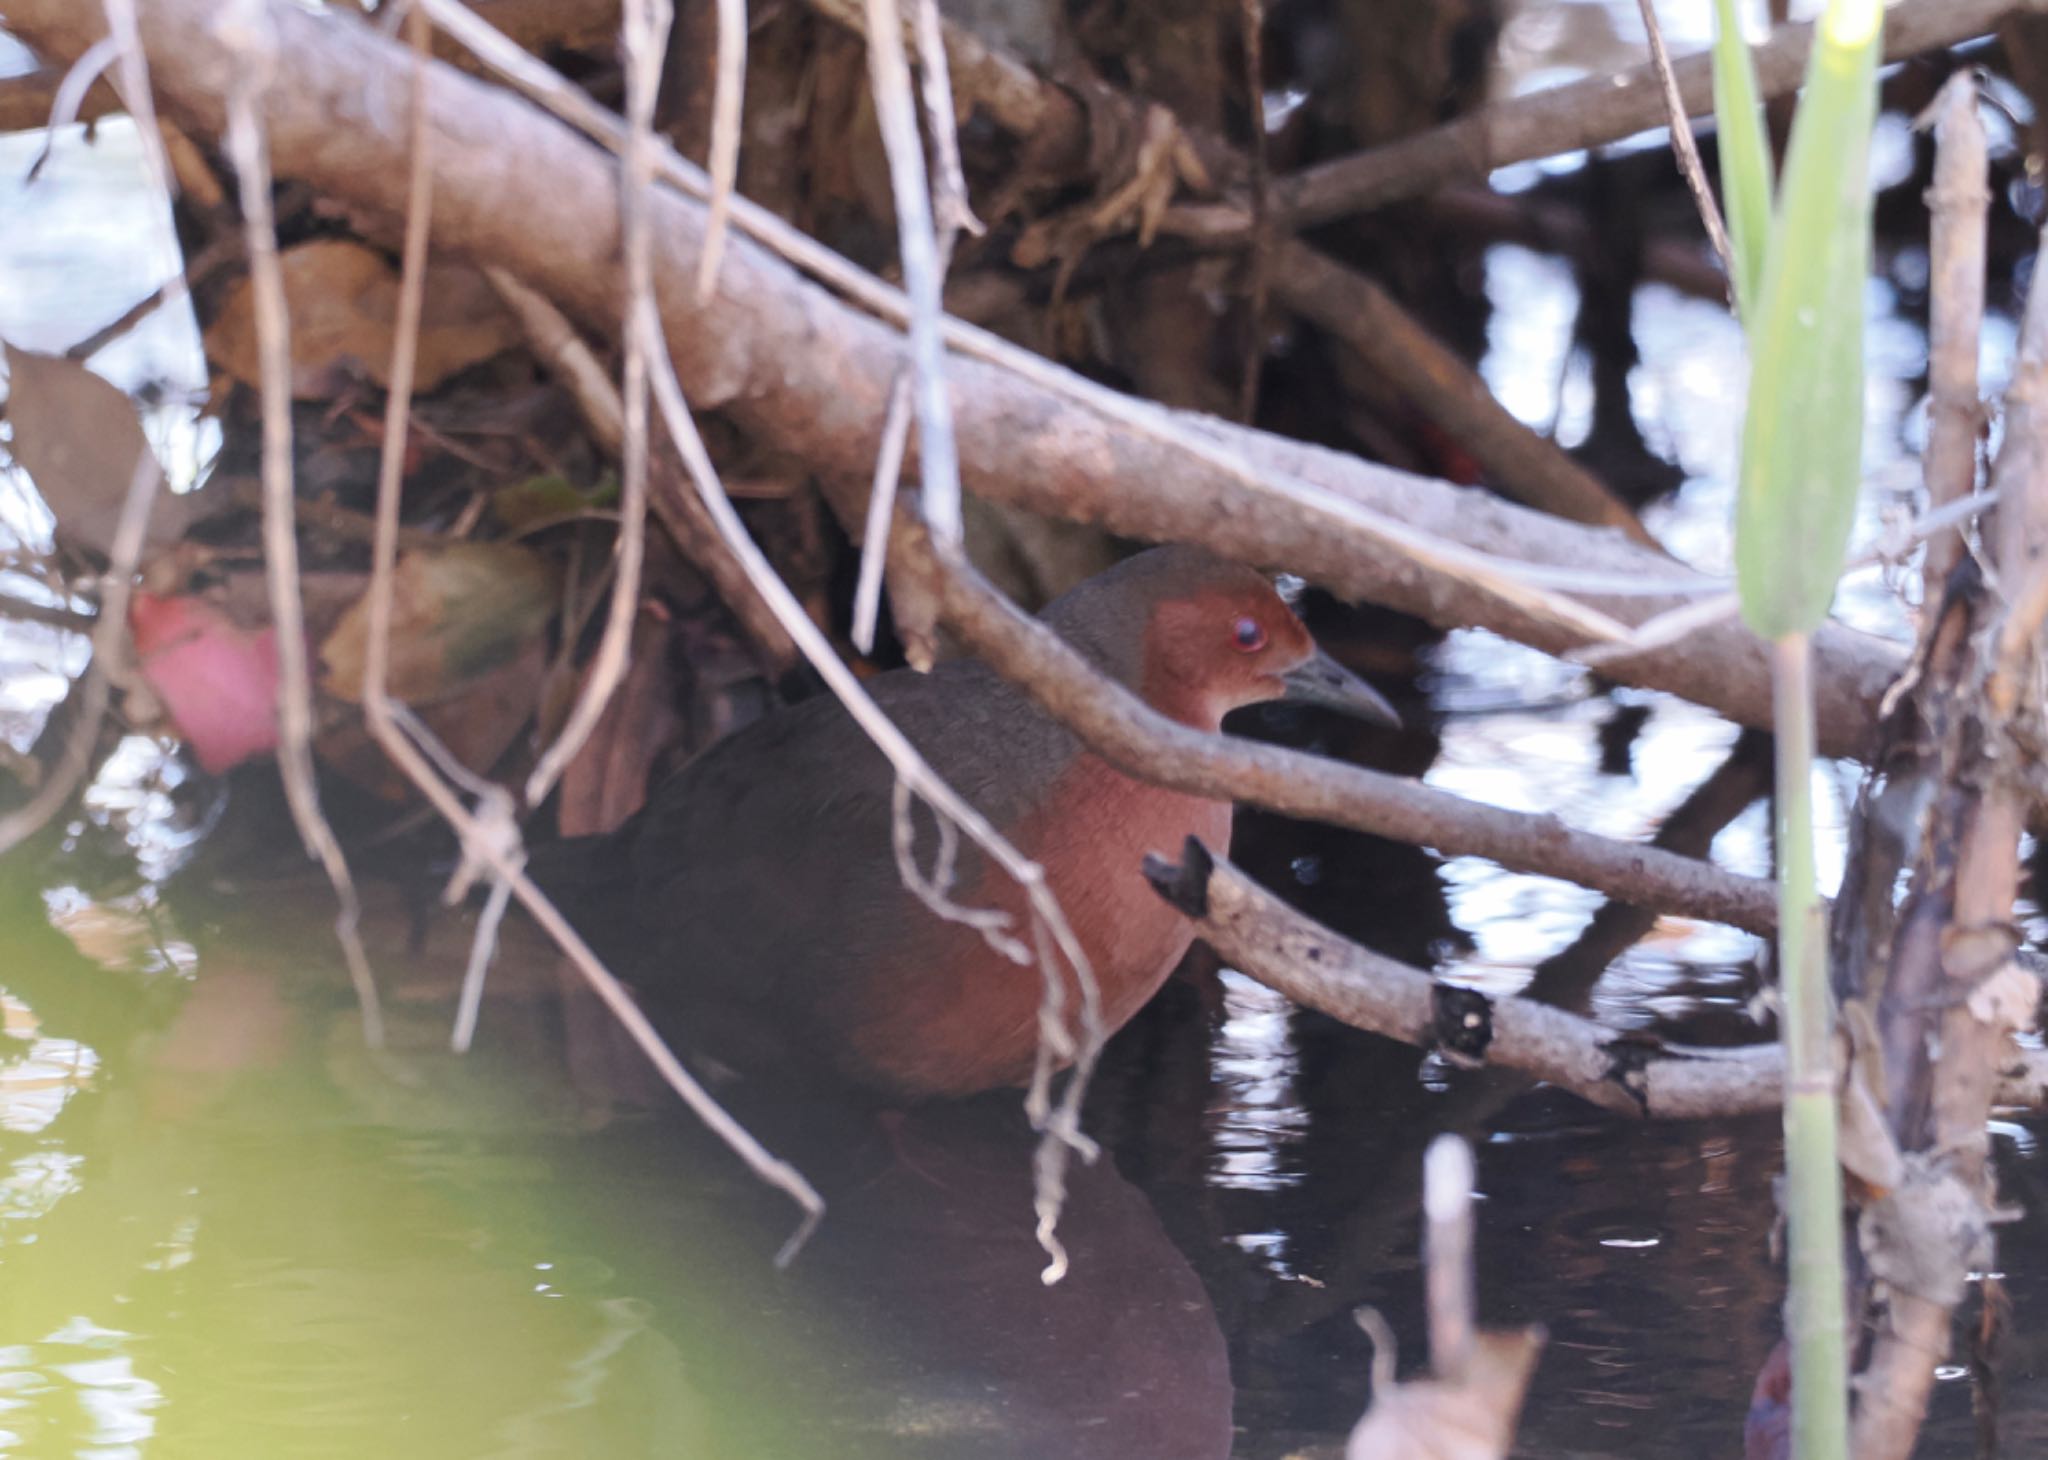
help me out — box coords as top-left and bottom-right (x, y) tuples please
(1162, 840), (1781, 1119)
(858, 0), (962, 549)
(694, 0), (744, 299)
(1633, 0), (1735, 295)
(851, 374), (912, 655)
(1273, 0), (2015, 232)
(1155, 841), (2048, 1122)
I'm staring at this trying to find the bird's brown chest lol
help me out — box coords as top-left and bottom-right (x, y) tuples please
(843, 752), (1228, 1097)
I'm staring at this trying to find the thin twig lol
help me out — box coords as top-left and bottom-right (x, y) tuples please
(521, 0), (668, 808)
(355, 4), (823, 1259)
(374, 7), (519, 1057)
(1635, 0), (1736, 292)
(908, 0), (980, 252)
(842, 0), (980, 647)
(849, 0), (1107, 1212)
(25, 34), (118, 182)
(216, 0), (385, 1049)
(858, 0), (963, 549)
(695, 0), (745, 300)
(851, 374), (912, 654)
(387, 700), (518, 1053)
(65, 230), (241, 363)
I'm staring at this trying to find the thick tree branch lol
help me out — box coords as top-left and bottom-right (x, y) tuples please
(1, 0), (1905, 759)
(1855, 79), (2035, 1460)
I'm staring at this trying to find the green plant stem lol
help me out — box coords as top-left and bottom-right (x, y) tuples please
(1772, 631), (1848, 1458)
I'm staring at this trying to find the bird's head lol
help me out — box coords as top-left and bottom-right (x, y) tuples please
(1043, 545), (1401, 733)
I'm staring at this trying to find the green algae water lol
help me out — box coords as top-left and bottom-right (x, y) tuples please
(0, 881), (773, 1457)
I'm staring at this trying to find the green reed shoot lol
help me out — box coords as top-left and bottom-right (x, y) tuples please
(1715, 1), (1882, 1455)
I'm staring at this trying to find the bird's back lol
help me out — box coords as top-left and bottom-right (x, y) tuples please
(587, 660), (1090, 1093)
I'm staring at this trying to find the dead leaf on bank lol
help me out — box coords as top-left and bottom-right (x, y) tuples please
(556, 603), (679, 837)
(320, 542), (557, 705)
(1345, 1327), (1546, 1460)
(2, 341), (209, 556)
(204, 240), (520, 401)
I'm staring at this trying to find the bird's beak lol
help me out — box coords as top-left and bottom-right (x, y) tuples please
(1279, 647), (1402, 728)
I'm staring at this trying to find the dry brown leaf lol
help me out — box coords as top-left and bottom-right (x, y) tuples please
(204, 240), (519, 400)
(2, 341), (206, 556)
(320, 542), (557, 705)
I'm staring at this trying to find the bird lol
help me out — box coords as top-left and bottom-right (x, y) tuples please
(549, 545), (1398, 1101)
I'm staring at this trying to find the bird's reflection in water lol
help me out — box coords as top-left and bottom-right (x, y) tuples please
(560, 1069), (1237, 1460)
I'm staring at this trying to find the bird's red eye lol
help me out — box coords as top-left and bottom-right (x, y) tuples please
(1231, 616), (1267, 653)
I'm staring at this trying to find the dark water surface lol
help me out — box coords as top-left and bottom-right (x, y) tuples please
(9, 7), (2048, 1457)
(5, 871), (2046, 1458)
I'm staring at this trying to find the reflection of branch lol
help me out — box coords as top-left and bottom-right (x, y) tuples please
(1264, 240), (1653, 543)
(917, 538), (1781, 933)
